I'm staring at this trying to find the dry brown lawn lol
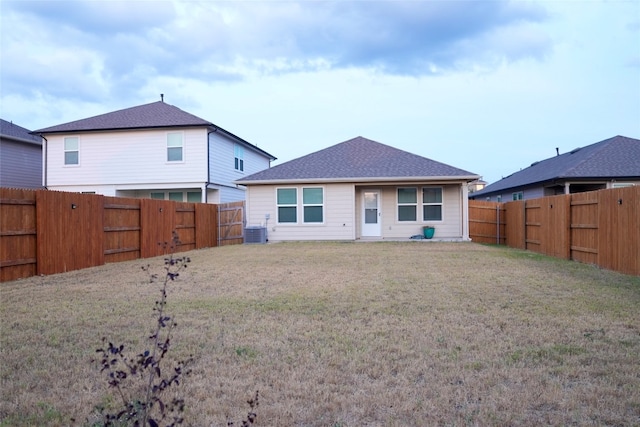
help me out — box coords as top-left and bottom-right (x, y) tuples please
(1, 242), (639, 426)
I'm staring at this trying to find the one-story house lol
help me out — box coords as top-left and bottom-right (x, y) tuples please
(470, 135), (640, 202)
(236, 136), (480, 241)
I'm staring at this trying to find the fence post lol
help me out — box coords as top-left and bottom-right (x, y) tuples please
(496, 204), (500, 245)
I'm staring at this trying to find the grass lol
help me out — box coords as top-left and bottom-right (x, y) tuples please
(1, 242), (639, 426)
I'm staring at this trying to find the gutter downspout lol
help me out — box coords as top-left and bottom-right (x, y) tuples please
(206, 129), (216, 203)
(41, 135), (48, 189)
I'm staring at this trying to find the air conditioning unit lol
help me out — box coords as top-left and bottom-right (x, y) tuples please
(244, 226), (267, 244)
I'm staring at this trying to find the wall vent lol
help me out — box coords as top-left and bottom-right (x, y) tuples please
(244, 226), (267, 244)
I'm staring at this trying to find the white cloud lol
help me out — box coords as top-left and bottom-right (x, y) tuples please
(1, 0), (554, 103)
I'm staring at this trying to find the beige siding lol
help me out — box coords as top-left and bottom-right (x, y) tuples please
(246, 183), (355, 241)
(358, 184), (463, 239)
(247, 182), (467, 241)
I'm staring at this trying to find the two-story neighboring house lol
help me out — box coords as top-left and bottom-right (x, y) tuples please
(0, 119), (43, 189)
(33, 100), (276, 203)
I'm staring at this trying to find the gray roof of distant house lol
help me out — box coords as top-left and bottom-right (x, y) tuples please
(32, 101), (275, 160)
(33, 101), (212, 133)
(1, 118), (42, 145)
(473, 135), (640, 197)
(236, 136), (479, 184)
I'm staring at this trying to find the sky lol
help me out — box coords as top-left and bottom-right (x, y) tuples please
(1, 0), (639, 184)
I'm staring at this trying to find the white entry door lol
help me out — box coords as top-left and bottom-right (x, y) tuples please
(362, 190), (381, 237)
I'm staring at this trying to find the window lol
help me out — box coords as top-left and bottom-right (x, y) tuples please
(150, 192), (164, 200)
(187, 191), (201, 203)
(512, 192), (523, 201)
(397, 188), (417, 221)
(277, 188), (297, 223)
(234, 145), (244, 171)
(167, 133), (183, 162)
(64, 137), (79, 165)
(303, 188), (323, 223)
(423, 187), (443, 221)
(168, 192), (183, 202)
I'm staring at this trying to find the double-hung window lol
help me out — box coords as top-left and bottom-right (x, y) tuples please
(422, 187), (443, 221)
(234, 145), (244, 171)
(397, 188), (417, 221)
(512, 192), (523, 201)
(303, 188), (323, 223)
(167, 133), (183, 162)
(64, 137), (79, 165)
(277, 188), (297, 223)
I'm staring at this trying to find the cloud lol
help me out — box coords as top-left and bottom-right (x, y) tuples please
(6, 0), (176, 34)
(0, 0), (551, 105)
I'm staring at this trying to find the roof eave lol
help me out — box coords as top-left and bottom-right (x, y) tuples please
(236, 175), (481, 185)
(32, 123), (212, 135)
(211, 126), (277, 160)
(1, 134), (43, 146)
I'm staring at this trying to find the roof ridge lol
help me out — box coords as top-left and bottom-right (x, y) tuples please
(33, 101), (212, 133)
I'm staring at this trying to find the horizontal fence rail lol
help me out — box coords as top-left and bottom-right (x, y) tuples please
(469, 186), (639, 276)
(1, 188), (244, 282)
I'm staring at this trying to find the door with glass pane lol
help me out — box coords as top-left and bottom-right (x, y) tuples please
(362, 190), (381, 237)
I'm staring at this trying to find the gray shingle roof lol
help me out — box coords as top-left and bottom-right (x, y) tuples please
(32, 101), (276, 160)
(473, 135), (640, 197)
(1, 119), (42, 145)
(33, 101), (212, 134)
(237, 136), (478, 184)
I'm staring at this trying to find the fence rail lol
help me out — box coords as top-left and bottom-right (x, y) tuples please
(1, 188), (245, 282)
(469, 186), (639, 276)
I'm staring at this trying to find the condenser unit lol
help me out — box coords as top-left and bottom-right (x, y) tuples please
(244, 226), (267, 244)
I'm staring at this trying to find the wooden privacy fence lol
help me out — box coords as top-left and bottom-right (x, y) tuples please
(0, 188), (245, 282)
(469, 186), (640, 276)
(468, 200), (506, 245)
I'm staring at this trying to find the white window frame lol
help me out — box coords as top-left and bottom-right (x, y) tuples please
(302, 187), (324, 224)
(512, 191), (523, 201)
(276, 187), (298, 224)
(167, 132), (184, 163)
(397, 187), (417, 222)
(422, 187), (443, 222)
(64, 137), (79, 166)
(234, 144), (244, 172)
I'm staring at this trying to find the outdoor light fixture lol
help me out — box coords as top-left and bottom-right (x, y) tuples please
(71, 204), (77, 209)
